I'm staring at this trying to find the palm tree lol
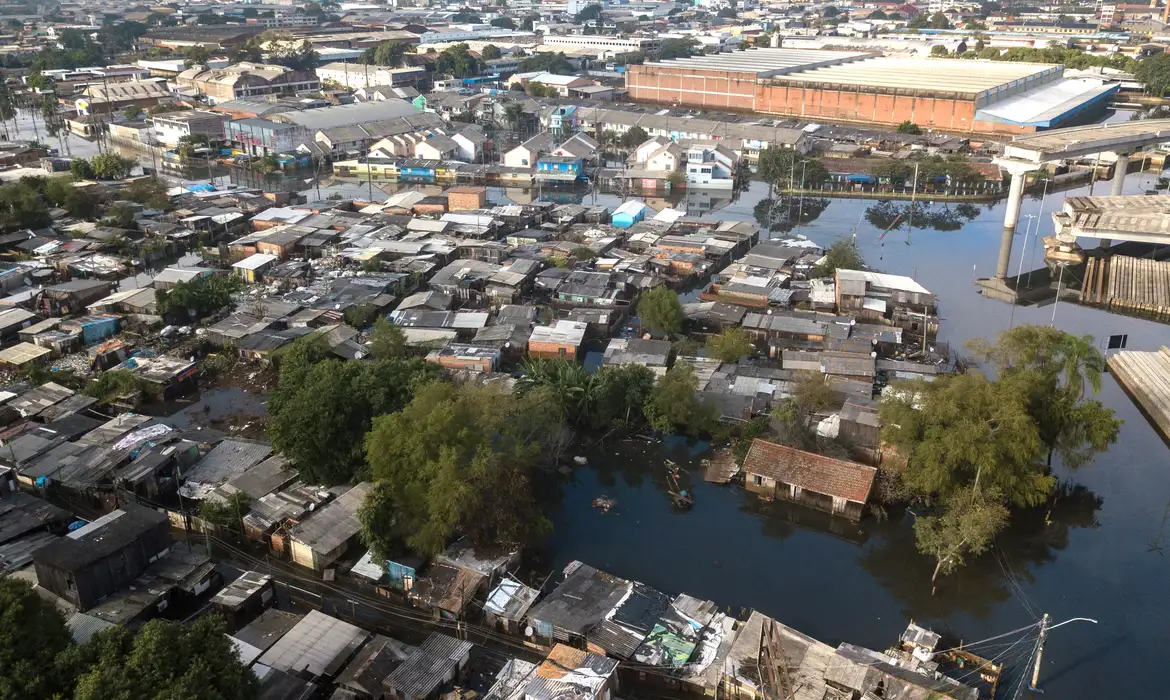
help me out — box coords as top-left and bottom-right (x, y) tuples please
(1056, 333), (1104, 401)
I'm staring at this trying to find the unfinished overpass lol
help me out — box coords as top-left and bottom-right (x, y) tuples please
(981, 119), (1170, 300)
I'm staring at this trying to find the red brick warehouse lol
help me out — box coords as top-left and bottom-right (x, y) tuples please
(625, 49), (1119, 135)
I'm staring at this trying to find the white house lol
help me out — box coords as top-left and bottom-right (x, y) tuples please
(630, 136), (674, 165)
(414, 134), (459, 160)
(503, 131), (556, 168)
(684, 142), (738, 188)
(452, 125), (486, 161)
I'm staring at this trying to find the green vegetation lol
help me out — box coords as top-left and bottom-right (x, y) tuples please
(896, 120), (922, 135)
(155, 274), (242, 323)
(646, 362), (718, 435)
(620, 125), (648, 149)
(489, 17), (514, 30)
(706, 327), (754, 363)
(756, 147), (829, 192)
(517, 359), (656, 429)
(0, 577), (74, 700)
(813, 238), (864, 278)
(436, 43), (481, 78)
(880, 325), (1121, 589)
(268, 335), (443, 485)
(360, 382), (554, 558)
(772, 371), (835, 452)
(656, 37), (699, 60)
(1, 578), (255, 700)
(200, 492), (252, 530)
(517, 51), (574, 75)
(359, 40), (412, 67)
(342, 302), (379, 329)
(637, 286), (684, 336)
(1136, 52), (1170, 96)
(368, 317), (408, 360)
(481, 44), (502, 60)
(870, 154), (983, 190)
(930, 45), (949, 57)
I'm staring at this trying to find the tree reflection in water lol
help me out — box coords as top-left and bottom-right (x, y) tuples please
(858, 481), (1103, 622)
(754, 196), (832, 235)
(865, 201), (984, 233)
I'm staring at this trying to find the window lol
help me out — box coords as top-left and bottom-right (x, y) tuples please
(753, 474), (763, 486)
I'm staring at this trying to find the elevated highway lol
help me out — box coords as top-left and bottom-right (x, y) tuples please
(980, 120), (1170, 300)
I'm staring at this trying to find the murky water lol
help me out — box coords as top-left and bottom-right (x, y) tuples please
(542, 174), (1170, 699)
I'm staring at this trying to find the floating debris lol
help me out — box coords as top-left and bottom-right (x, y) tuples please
(573, 455), (588, 465)
(592, 495), (617, 513)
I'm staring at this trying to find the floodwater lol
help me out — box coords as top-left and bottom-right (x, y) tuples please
(539, 174), (1170, 699)
(102, 111), (1168, 696)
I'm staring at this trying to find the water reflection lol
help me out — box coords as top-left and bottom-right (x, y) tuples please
(858, 482), (1103, 621)
(864, 201), (985, 233)
(741, 490), (872, 546)
(753, 195), (832, 234)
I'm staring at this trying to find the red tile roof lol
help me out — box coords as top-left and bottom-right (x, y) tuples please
(742, 439), (876, 504)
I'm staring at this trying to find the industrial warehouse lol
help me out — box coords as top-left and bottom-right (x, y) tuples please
(625, 48), (1120, 135)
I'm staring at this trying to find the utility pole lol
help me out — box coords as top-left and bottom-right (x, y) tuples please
(1029, 615), (1098, 693)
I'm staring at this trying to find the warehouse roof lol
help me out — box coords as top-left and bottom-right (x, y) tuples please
(275, 100), (423, 129)
(774, 57), (1060, 97)
(643, 47), (870, 78)
(976, 77), (1118, 127)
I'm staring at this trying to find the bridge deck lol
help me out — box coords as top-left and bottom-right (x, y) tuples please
(1004, 119), (1170, 163)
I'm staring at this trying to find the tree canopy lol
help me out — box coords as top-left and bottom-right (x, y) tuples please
(360, 40), (412, 67)
(706, 327), (754, 363)
(517, 51), (573, 74)
(879, 325), (1121, 588)
(155, 274), (242, 323)
(1136, 52), (1170, 96)
(637, 286), (684, 336)
(0, 578), (73, 700)
(813, 238), (864, 278)
(517, 358), (655, 430)
(361, 382), (554, 558)
(756, 147), (829, 190)
(436, 43), (481, 78)
(646, 362), (718, 435)
(268, 336), (442, 485)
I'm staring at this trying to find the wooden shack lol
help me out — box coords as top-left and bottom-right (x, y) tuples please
(741, 439), (877, 521)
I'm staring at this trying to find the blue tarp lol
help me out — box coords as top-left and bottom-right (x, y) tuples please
(187, 183), (215, 192)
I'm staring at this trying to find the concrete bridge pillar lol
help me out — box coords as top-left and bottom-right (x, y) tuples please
(996, 167), (1032, 279)
(1101, 151), (1131, 249)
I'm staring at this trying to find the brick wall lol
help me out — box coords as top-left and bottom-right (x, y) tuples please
(528, 341), (577, 360)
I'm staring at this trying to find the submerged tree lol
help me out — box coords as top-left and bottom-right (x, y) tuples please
(360, 382), (555, 558)
(915, 488), (1010, 593)
(772, 371), (835, 452)
(645, 362), (717, 435)
(812, 239), (865, 278)
(637, 286), (683, 336)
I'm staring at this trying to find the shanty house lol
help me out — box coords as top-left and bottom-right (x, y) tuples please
(288, 482), (372, 571)
(32, 504), (171, 611)
(528, 320), (588, 360)
(383, 633), (473, 700)
(257, 610), (370, 679)
(526, 560), (631, 645)
(742, 439), (877, 520)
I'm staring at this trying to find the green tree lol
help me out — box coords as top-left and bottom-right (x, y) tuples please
(930, 44), (949, 57)
(518, 51), (574, 74)
(813, 238), (864, 278)
(102, 202), (137, 229)
(155, 274), (242, 322)
(966, 325), (1120, 467)
(489, 17), (514, 30)
(576, 3), (602, 22)
(646, 362), (717, 435)
(268, 338), (442, 485)
(124, 176), (173, 210)
(656, 37), (699, 60)
(200, 492), (251, 530)
(637, 285), (683, 336)
(621, 125), (649, 149)
(880, 372), (1054, 508)
(436, 43), (481, 78)
(896, 120), (923, 135)
(756, 147), (829, 193)
(0, 180), (51, 229)
(915, 487), (1009, 592)
(90, 153), (134, 179)
(1136, 52), (1170, 96)
(361, 382), (555, 558)
(122, 105), (143, 121)
(772, 371), (835, 451)
(69, 617), (257, 700)
(183, 44), (213, 68)
(706, 327), (754, 363)
(481, 43), (502, 60)
(368, 317), (408, 360)
(0, 578), (73, 700)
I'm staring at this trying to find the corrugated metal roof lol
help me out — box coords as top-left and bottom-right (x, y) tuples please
(256, 610), (370, 678)
(383, 633), (473, 699)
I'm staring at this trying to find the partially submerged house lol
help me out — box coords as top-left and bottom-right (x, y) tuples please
(741, 439), (877, 520)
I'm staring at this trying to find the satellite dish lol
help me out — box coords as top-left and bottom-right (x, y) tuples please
(525, 625), (534, 637)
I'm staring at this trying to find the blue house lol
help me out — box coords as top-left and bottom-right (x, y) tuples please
(611, 200), (647, 228)
(535, 155), (582, 182)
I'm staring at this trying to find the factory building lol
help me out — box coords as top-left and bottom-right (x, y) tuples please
(625, 49), (1120, 134)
